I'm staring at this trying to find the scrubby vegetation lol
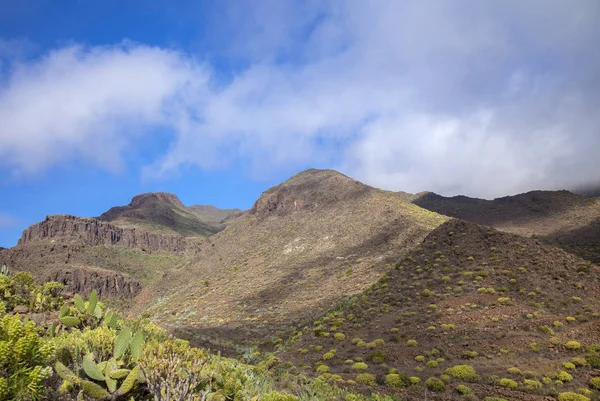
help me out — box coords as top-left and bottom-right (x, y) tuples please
(0, 269), (431, 400)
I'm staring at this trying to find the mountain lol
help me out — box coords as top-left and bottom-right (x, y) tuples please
(279, 219), (600, 399)
(97, 192), (242, 237)
(0, 191), (241, 298)
(413, 190), (600, 264)
(135, 169), (447, 349)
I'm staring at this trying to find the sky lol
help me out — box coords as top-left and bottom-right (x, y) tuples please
(1, 1), (599, 247)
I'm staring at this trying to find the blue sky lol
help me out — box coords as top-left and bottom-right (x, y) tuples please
(1, 1), (599, 247)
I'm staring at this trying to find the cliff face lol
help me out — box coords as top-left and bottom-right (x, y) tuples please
(47, 268), (142, 299)
(19, 215), (193, 254)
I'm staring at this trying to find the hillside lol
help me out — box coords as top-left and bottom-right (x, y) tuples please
(0, 214), (201, 298)
(279, 219), (600, 400)
(414, 190), (600, 264)
(97, 192), (241, 237)
(137, 169), (447, 349)
(0, 193), (240, 299)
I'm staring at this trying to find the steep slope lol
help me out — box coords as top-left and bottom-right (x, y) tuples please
(280, 219), (600, 400)
(97, 192), (241, 237)
(414, 190), (600, 264)
(138, 169), (447, 349)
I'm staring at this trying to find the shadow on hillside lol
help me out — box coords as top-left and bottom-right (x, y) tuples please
(543, 216), (600, 265)
(412, 191), (597, 228)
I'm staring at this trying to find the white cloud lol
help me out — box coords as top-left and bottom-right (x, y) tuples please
(0, 43), (208, 176)
(1, 1), (599, 197)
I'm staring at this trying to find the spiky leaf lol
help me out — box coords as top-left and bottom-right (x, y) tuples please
(97, 361), (107, 373)
(106, 375), (117, 393)
(117, 366), (140, 396)
(109, 369), (130, 379)
(49, 321), (58, 337)
(83, 354), (105, 381)
(59, 304), (70, 318)
(55, 361), (81, 384)
(60, 316), (81, 327)
(73, 294), (85, 313)
(114, 327), (131, 359)
(130, 331), (144, 361)
(81, 380), (110, 399)
(86, 290), (98, 315)
(94, 304), (103, 319)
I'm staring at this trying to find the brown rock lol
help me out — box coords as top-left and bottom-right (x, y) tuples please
(13, 305), (29, 314)
(47, 268), (142, 299)
(18, 214), (191, 254)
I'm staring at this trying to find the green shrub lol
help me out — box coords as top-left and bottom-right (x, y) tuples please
(456, 384), (471, 394)
(426, 360), (439, 368)
(316, 365), (329, 374)
(587, 355), (600, 368)
(445, 365), (479, 382)
(551, 371), (573, 382)
(462, 351), (478, 359)
(523, 379), (542, 390)
(385, 374), (405, 388)
(507, 367), (521, 375)
(356, 373), (376, 386)
(565, 341), (581, 350)
(352, 362), (368, 371)
(407, 339), (417, 347)
(563, 362), (576, 370)
(409, 376), (421, 384)
(0, 314), (55, 401)
(589, 377), (600, 390)
(557, 392), (590, 401)
(415, 355), (425, 362)
(499, 378), (518, 389)
(425, 377), (445, 392)
(370, 351), (386, 363)
(333, 332), (345, 342)
(322, 351), (335, 360)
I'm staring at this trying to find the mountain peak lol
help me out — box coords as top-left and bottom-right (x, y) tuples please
(129, 192), (184, 209)
(250, 169), (369, 215)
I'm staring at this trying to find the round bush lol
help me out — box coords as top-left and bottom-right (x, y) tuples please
(315, 364), (329, 374)
(523, 379), (542, 389)
(409, 376), (421, 384)
(590, 377), (600, 390)
(456, 384), (471, 395)
(385, 373), (405, 388)
(499, 378), (518, 389)
(426, 360), (439, 368)
(507, 367), (521, 375)
(425, 377), (445, 392)
(445, 365), (479, 382)
(333, 333), (345, 342)
(565, 341), (581, 350)
(557, 392), (590, 401)
(352, 362), (368, 371)
(322, 351), (335, 360)
(415, 355), (425, 362)
(356, 373), (376, 386)
(370, 351), (386, 363)
(407, 339), (417, 347)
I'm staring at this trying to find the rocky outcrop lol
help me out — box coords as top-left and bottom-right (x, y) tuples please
(19, 215), (191, 254)
(250, 169), (370, 216)
(47, 268), (142, 299)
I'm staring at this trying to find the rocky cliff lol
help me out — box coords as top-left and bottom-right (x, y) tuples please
(47, 268), (142, 299)
(19, 214), (195, 254)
